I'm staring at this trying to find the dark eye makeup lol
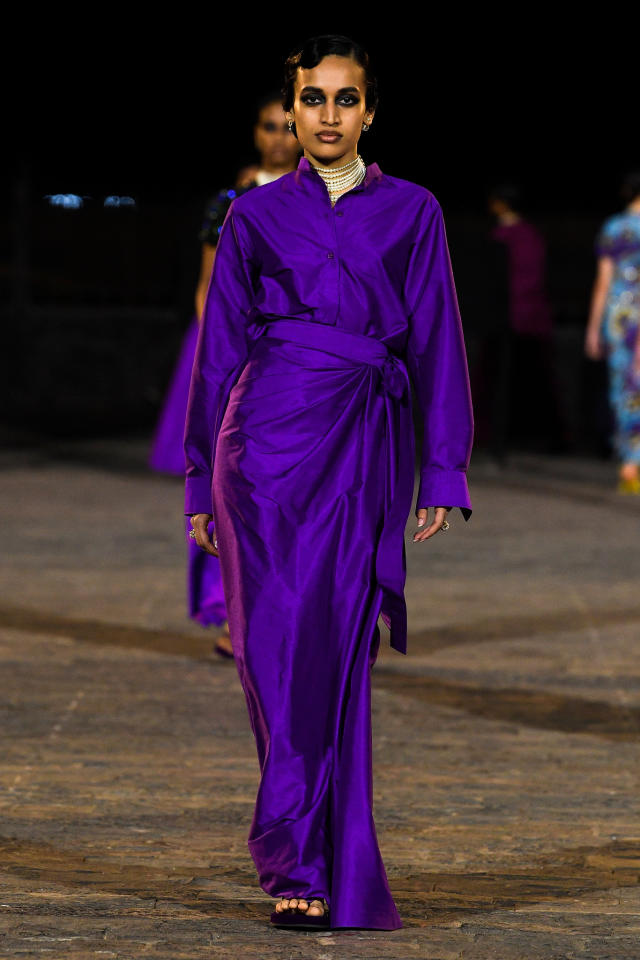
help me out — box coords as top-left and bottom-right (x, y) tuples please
(301, 94), (360, 106)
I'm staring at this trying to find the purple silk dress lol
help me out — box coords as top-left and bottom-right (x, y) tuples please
(184, 155), (474, 929)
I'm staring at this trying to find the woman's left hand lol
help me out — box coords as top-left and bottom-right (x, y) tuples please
(190, 513), (219, 556)
(413, 507), (450, 542)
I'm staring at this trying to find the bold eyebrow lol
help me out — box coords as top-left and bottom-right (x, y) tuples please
(300, 85), (361, 95)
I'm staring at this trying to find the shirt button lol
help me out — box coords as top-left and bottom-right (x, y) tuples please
(327, 251), (334, 259)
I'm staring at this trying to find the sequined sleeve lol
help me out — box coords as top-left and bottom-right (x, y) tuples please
(198, 184), (255, 246)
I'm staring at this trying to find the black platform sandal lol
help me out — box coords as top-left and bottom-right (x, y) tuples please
(270, 896), (329, 929)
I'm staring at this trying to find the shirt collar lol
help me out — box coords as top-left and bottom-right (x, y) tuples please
(292, 154), (383, 197)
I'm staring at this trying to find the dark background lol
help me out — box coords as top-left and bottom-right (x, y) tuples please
(3, 23), (633, 452)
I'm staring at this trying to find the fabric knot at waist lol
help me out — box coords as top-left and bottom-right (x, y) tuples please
(260, 318), (409, 400)
(380, 354), (408, 399)
(256, 316), (415, 656)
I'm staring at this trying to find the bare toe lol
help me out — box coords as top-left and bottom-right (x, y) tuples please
(306, 898), (325, 916)
(274, 895), (318, 916)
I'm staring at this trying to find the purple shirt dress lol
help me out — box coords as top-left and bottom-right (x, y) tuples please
(183, 154), (474, 929)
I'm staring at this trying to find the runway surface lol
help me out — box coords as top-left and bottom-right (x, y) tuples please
(1, 440), (639, 958)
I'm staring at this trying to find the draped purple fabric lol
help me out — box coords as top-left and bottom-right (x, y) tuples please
(183, 155), (473, 929)
(150, 317), (201, 477)
(148, 315), (227, 627)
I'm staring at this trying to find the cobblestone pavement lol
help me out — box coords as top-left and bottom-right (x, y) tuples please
(1, 441), (639, 959)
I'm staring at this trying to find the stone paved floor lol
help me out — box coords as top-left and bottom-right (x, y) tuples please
(1, 441), (639, 958)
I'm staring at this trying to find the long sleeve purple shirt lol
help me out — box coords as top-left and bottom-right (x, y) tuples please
(184, 154), (473, 520)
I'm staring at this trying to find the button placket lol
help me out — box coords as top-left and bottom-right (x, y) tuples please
(329, 202), (341, 323)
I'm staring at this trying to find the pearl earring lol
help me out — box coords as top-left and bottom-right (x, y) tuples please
(288, 119), (294, 131)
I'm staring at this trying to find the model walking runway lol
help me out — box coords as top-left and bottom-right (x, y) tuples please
(185, 35), (473, 929)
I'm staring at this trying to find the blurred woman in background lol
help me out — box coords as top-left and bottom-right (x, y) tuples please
(486, 182), (564, 460)
(149, 94), (300, 653)
(586, 171), (640, 493)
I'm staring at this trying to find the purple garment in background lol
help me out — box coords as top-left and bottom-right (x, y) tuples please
(149, 316), (226, 627)
(183, 155), (474, 929)
(491, 220), (553, 336)
(150, 317), (200, 475)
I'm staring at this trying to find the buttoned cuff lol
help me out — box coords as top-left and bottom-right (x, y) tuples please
(416, 467), (472, 521)
(185, 474), (213, 516)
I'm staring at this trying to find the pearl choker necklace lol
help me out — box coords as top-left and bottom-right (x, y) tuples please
(310, 154), (367, 206)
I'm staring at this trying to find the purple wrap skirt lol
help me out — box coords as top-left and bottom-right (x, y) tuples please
(211, 318), (413, 929)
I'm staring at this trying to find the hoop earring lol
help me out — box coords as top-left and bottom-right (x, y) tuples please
(288, 119), (294, 132)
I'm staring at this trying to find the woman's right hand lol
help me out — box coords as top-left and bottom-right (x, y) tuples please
(190, 513), (219, 556)
(585, 324), (603, 360)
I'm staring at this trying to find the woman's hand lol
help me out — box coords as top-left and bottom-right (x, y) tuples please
(190, 513), (219, 556)
(585, 324), (603, 360)
(413, 507), (450, 542)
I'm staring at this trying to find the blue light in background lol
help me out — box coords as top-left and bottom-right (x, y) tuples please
(45, 194), (85, 209)
(104, 196), (136, 208)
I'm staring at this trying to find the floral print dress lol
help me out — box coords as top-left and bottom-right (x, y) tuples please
(595, 210), (640, 462)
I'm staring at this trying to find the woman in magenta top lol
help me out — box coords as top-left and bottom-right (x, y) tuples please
(486, 183), (563, 458)
(490, 216), (553, 337)
(184, 34), (474, 930)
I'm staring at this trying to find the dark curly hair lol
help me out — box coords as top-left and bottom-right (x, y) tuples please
(281, 34), (379, 140)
